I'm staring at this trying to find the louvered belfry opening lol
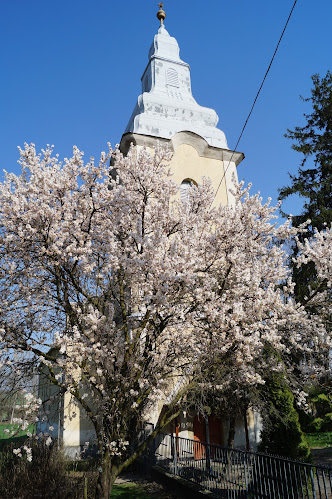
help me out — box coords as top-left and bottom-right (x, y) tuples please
(167, 68), (179, 87)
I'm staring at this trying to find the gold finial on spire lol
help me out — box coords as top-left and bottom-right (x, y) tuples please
(157, 2), (166, 25)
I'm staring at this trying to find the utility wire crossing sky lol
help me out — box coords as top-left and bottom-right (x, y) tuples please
(1, 1), (331, 218)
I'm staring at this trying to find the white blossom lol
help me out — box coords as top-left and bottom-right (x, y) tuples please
(45, 436), (52, 447)
(0, 142), (329, 469)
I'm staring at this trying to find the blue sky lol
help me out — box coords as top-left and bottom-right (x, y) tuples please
(1, 1), (331, 219)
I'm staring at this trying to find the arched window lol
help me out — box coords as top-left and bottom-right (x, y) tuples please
(180, 178), (197, 203)
(167, 68), (179, 88)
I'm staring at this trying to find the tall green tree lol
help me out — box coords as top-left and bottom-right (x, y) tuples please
(279, 71), (332, 301)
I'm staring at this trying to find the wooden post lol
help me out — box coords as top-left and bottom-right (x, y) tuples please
(84, 475), (88, 499)
(204, 416), (211, 476)
(244, 409), (250, 452)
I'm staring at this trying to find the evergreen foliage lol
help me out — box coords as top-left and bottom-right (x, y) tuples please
(279, 71), (332, 301)
(298, 390), (332, 432)
(277, 73), (332, 439)
(258, 373), (311, 461)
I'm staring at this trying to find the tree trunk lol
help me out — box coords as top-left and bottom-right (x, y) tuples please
(227, 415), (236, 448)
(95, 449), (118, 499)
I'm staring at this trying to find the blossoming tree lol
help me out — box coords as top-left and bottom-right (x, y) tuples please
(0, 143), (329, 498)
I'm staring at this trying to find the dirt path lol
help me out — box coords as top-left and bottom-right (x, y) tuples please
(311, 447), (332, 467)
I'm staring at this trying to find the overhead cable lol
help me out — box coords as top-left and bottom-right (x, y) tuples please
(212, 0), (298, 206)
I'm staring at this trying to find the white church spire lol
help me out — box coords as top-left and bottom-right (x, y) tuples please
(124, 5), (228, 149)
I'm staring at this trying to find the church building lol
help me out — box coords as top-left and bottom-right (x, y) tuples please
(38, 4), (262, 457)
(119, 4), (261, 451)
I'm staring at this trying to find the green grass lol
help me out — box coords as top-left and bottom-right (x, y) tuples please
(0, 423), (35, 440)
(111, 483), (150, 498)
(305, 432), (332, 448)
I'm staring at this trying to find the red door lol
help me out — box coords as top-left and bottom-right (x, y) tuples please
(193, 414), (224, 460)
(193, 415), (206, 460)
(208, 414), (224, 458)
(209, 414), (224, 446)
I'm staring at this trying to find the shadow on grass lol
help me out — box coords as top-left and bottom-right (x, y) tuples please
(111, 483), (149, 498)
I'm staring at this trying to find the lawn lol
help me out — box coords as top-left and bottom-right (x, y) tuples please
(305, 432), (332, 448)
(0, 423), (35, 440)
(111, 483), (150, 498)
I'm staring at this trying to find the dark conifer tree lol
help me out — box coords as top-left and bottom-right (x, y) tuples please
(258, 372), (311, 461)
(279, 71), (332, 302)
(277, 73), (332, 440)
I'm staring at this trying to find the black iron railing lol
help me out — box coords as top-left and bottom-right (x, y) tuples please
(150, 432), (332, 499)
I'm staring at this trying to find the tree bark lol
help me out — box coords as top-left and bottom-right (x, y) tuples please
(227, 415), (236, 448)
(94, 408), (182, 498)
(95, 449), (118, 499)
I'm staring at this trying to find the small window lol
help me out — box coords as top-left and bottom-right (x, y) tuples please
(167, 68), (179, 88)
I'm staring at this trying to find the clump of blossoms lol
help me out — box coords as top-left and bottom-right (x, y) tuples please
(296, 226), (332, 313)
(0, 143), (330, 498)
(13, 445), (32, 462)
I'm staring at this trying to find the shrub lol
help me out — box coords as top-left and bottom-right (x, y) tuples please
(308, 417), (324, 432)
(312, 393), (332, 416)
(258, 373), (311, 462)
(0, 438), (81, 499)
(322, 413), (332, 432)
(299, 390), (332, 432)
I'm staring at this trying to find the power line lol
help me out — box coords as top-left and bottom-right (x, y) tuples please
(212, 0), (298, 206)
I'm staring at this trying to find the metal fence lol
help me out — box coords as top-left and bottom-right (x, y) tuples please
(150, 432), (332, 499)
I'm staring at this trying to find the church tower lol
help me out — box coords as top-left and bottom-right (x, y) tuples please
(120, 3), (244, 207)
(119, 5), (257, 449)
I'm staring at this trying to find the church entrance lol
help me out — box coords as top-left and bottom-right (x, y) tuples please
(193, 414), (224, 460)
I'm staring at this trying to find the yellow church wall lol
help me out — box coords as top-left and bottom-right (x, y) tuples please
(62, 392), (96, 449)
(62, 391), (81, 448)
(61, 365), (97, 448)
(119, 131), (244, 209)
(170, 143), (228, 207)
